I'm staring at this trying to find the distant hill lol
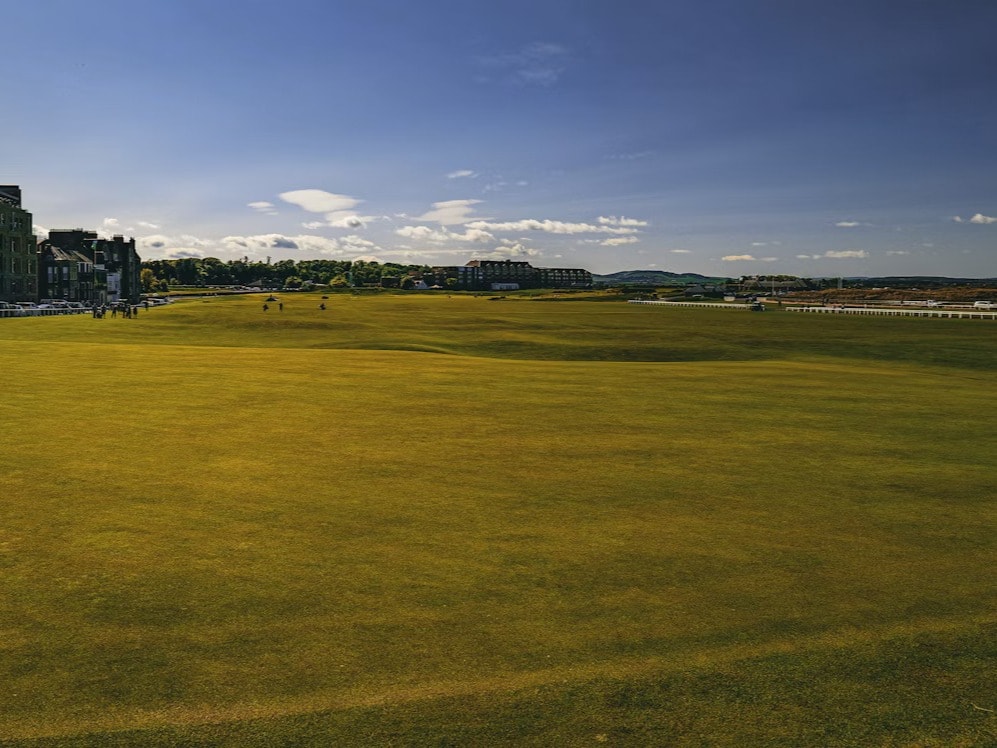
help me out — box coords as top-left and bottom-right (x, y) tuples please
(592, 270), (730, 286)
(819, 276), (997, 286)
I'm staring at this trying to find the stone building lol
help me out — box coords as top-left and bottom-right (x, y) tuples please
(41, 229), (141, 304)
(0, 186), (38, 302)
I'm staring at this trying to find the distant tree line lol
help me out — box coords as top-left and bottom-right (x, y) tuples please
(139, 257), (434, 292)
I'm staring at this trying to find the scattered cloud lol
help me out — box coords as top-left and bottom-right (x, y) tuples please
(416, 199), (483, 225)
(834, 221), (865, 228)
(102, 217), (119, 228)
(279, 189), (361, 214)
(669, 249), (691, 254)
(137, 221), (160, 229)
(794, 250), (870, 260)
(722, 254), (774, 262)
(598, 216), (648, 227)
(601, 236), (640, 246)
(248, 201), (277, 214)
(475, 242), (541, 259)
(824, 249), (868, 259)
(276, 189), (377, 230)
(887, 250), (910, 255)
(137, 233), (213, 253)
(466, 218), (637, 235)
(395, 224), (495, 244)
(476, 42), (570, 87)
(447, 169), (477, 179)
(952, 213), (997, 224)
(221, 233), (377, 257)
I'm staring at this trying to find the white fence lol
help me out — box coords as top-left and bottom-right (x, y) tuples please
(0, 307), (95, 318)
(628, 300), (755, 310)
(786, 306), (997, 320)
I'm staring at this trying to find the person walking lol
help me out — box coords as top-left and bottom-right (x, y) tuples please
(263, 303), (269, 312)
(279, 302), (283, 311)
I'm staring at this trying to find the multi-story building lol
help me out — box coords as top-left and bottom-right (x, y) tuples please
(431, 259), (592, 291)
(0, 186), (38, 302)
(41, 229), (141, 304)
(537, 266), (592, 288)
(37, 245), (97, 302)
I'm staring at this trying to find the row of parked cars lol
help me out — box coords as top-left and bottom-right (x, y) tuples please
(0, 300), (91, 316)
(0, 298), (173, 316)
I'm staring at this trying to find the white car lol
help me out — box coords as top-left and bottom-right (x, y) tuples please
(972, 301), (995, 310)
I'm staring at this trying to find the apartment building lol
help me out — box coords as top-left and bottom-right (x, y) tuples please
(0, 186), (38, 302)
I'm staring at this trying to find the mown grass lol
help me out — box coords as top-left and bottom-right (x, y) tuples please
(0, 294), (994, 746)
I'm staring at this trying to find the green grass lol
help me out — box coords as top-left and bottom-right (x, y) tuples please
(0, 294), (994, 746)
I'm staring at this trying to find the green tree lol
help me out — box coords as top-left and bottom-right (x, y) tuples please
(140, 268), (157, 293)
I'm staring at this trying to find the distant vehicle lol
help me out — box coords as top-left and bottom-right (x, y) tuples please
(972, 301), (995, 310)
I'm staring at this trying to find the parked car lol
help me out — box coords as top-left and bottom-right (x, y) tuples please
(0, 302), (25, 316)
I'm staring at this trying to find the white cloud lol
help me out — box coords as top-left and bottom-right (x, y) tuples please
(219, 233), (378, 257)
(796, 251), (870, 260)
(447, 169), (477, 179)
(669, 249), (691, 254)
(952, 216), (965, 223)
(279, 189), (361, 214)
(969, 213), (997, 224)
(395, 224), (494, 244)
(137, 221), (160, 229)
(248, 201), (277, 214)
(466, 218), (637, 235)
(598, 215), (648, 227)
(34, 224), (49, 239)
(138, 233), (214, 253)
(887, 250), (910, 255)
(722, 255), (778, 262)
(835, 221), (863, 228)
(417, 199), (483, 225)
(102, 217), (119, 228)
(601, 236), (640, 246)
(474, 242), (541, 259)
(326, 211), (376, 229)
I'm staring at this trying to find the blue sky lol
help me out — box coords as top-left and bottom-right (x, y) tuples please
(5, 0), (996, 276)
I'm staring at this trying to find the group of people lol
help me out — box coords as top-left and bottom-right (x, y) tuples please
(92, 301), (145, 319)
(262, 301), (328, 311)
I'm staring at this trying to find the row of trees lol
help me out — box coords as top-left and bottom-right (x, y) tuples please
(140, 257), (435, 291)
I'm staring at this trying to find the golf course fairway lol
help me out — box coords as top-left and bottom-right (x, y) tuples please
(0, 293), (994, 746)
